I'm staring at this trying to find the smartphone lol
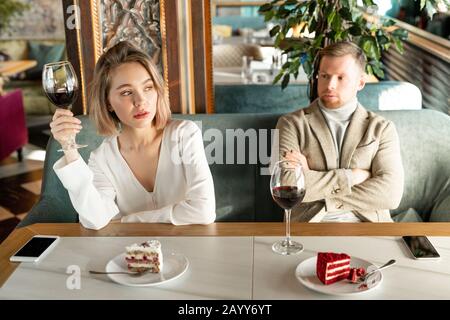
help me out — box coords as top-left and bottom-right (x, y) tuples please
(10, 235), (60, 263)
(402, 236), (440, 260)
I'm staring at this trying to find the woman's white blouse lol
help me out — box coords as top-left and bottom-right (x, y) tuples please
(53, 120), (216, 230)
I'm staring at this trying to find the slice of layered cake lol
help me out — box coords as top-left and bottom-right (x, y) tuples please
(316, 252), (351, 285)
(125, 240), (163, 273)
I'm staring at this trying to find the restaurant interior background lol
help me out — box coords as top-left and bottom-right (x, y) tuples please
(0, 0), (449, 243)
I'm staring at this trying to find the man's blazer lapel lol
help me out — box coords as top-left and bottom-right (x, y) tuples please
(306, 101), (338, 169)
(340, 104), (369, 168)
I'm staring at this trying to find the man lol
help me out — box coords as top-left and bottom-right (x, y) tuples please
(273, 41), (404, 222)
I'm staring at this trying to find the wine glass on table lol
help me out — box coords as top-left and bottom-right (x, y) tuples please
(270, 160), (305, 255)
(42, 61), (86, 151)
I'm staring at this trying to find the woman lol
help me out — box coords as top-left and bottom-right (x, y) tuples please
(50, 41), (216, 230)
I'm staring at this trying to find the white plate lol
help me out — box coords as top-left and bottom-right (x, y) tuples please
(295, 256), (382, 296)
(105, 251), (189, 287)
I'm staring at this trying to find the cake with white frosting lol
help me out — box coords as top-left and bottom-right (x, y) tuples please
(125, 240), (163, 273)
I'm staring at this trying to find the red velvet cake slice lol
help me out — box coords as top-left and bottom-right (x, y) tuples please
(316, 252), (351, 285)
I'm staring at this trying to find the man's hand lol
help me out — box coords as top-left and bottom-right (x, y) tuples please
(283, 149), (310, 171)
(351, 168), (371, 185)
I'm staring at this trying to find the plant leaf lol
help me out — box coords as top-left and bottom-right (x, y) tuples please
(327, 11), (336, 27)
(281, 74), (290, 89)
(259, 3), (273, 13)
(341, 0), (351, 8)
(308, 1), (317, 15)
(270, 25), (281, 37)
(369, 60), (385, 78)
(302, 59), (312, 76)
(392, 28), (408, 40)
(338, 7), (353, 21)
(420, 0), (426, 9)
(362, 0), (375, 6)
(393, 37), (404, 54)
(264, 10), (275, 22)
(377, 34), (389, 45)
(382, 19), (396, 27)
(273, 72), (284, 84)
(332, 13), (342, 31)
(348, 25), (362, 36)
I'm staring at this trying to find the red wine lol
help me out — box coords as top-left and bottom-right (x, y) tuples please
(272, 186), (305, 210)
(44, 89), (78, 109)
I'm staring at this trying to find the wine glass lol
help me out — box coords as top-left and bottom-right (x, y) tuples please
(270, 159), (305, 255)
(42, 61), (86, 151)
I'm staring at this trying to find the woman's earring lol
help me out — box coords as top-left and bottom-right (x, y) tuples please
(117, 121), (122, 133)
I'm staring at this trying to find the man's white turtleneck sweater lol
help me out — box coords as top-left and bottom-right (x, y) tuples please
(318, 97), (361, 222)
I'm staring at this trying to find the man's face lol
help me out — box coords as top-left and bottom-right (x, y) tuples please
(317, 54), (366, 109)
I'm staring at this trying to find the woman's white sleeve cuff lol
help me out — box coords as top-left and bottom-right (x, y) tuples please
(53, 156), (93, 192)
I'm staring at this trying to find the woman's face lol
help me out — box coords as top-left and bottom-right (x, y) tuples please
(107, 62), (158, 130)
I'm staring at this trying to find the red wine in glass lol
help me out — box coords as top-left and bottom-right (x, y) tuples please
(270, 160), (305, 255)
(44, 88), (78, 109)
(272, 186), (305, 210)
(42, 61), (86, 151)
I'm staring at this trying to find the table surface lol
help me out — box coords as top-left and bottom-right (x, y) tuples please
(0, 60), (37, 77)
(1, 222), (450, 299)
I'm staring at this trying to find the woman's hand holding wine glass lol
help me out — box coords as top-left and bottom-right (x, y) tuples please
(49, 109), (83, 160)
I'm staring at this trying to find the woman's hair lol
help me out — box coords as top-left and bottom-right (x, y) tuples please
(89, 41), (171, 136)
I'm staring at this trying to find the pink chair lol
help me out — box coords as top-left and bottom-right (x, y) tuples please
(0, 89), (28, 161)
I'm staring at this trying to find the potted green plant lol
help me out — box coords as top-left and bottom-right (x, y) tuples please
(259, 0), (447, 101)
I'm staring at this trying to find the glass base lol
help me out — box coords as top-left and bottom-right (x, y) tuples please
(57, 144), (88, 152)
(272, 239), (303, 255)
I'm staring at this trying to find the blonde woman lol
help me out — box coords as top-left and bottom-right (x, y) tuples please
(50, 41), (215, 230)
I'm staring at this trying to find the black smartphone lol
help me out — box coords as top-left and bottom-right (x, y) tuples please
(402, 236), (440, 260)
(10, 235), (60, 262)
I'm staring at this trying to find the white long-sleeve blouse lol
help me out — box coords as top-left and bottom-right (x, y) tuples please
(53, 119), (216, 230)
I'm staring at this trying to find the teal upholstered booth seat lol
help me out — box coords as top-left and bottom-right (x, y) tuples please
(214, 81), (422, 113)
(20, 109), (450, 227)
(213, 16), (267, 33)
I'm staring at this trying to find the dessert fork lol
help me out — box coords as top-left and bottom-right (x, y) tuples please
(358, 259), (396, 283)
(89, 270), (150, 277)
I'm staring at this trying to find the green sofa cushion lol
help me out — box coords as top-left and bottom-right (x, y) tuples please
(214, 81), (422, 113)
(213, 16), (266, 32)
(25, 41), (66, 80)
(19, 109), (450, 226)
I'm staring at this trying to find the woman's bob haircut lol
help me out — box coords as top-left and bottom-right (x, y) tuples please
(89, 41), (171, 136)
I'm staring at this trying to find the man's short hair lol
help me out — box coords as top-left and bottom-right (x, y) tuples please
(318, 41), (367, 73)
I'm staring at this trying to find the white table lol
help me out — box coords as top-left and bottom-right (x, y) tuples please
(1, 235), (449, 299)
(253, 236), (450, 299)
(0, 237), (253, 300)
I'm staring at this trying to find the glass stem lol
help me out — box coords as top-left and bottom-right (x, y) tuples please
(61, 134), (76, 151)
(285, 209), (291, 245)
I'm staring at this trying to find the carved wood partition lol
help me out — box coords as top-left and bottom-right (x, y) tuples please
(190, 0), (214, 113)
(62, 0), (181, 115)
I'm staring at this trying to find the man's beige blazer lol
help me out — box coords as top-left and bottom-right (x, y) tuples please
(274, 100), (404, 222)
